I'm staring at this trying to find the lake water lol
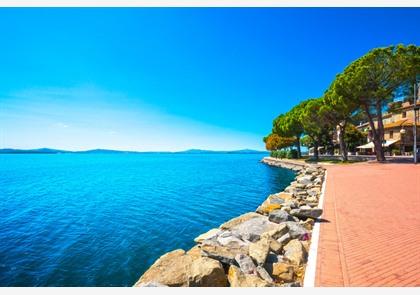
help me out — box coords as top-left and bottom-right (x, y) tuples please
(0, 153), (295, 286)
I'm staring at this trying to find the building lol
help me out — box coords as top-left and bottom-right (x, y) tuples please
(356, 100), (420, 155)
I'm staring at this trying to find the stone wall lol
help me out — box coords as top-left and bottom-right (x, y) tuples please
(134, 157), (325, 287)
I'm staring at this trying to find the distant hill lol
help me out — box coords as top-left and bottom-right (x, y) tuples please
(0, 148), (268, 154)
(0, 148), (67, 154)
(177, 149), (268, 154)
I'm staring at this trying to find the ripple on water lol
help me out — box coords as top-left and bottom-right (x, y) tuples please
(0, 153), (295, 286)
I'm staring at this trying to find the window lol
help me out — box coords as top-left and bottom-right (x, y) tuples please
(389, 130), (394, 139)
(402, 111), (406, 118)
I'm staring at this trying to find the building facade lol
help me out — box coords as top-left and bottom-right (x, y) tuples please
(356, 100), (420, 155)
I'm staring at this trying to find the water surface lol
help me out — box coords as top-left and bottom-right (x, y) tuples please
(0, 153), (295, 286)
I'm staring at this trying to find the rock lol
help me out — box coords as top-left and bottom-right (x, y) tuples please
(281, 206), (291, 213)
(227, 265), (273, 287)
(249, 238), (270, 265)
(283, 282), (301, 287)
(308, 188), (321, 196)
(217, 231), (248, 247)
(268, 239), (283, 254)
(305, 196), (318, 203)
(230, 216), (279, 242)
(301, 218), (315, 231)
(294, 183), (306, 189)
(194, 228), (221, 243)
(256, 265), (274, 284)
(283, 239), (307, 265)
(272, 262), (295, 283)
(300, 240), (310, 253)
(187, 245), (202, 259)
(268, 209), (293, 223)
(134, 249), (191, 287)
(284, 222), (309, 240)
(290, 208), (323, 219)
(277, 233), (291, 246)
(200, 241), (248, 265)
(267, 193), (286, 204)
(297, 175), (314, 185)
(136, 282), (168, 287)
(260, 223), (289, 240)
(305, 166), (318, 174)
(235, 254), (258, 275)
(220, 212), (261, 230)
(256, 203), (282, 215)
(188, 257), (228, 287)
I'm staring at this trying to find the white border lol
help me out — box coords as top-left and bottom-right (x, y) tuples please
(303, 170), (327, 287)
(0, 1), (419, 7)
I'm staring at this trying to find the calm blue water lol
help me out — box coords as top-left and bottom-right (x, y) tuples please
(0, 153), (295, 286)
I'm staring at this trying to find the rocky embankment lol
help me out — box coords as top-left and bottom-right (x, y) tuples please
(134, 157), (325, 287)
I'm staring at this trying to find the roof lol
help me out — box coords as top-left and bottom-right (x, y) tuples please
(357, 139), (400, 149)
(383, 118), (414, 129)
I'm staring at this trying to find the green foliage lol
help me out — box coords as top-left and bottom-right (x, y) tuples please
(270, 150), (287, 159)
(265, 44), (419, 162)
(300, 135), (313, 147)
(344, 124), (366, 152)
(286, 149), (298, 159)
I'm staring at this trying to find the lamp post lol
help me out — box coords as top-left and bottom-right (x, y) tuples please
(400, 128), (406, 155)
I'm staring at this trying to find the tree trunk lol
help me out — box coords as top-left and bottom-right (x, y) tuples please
(363, 103), (386, 162)
(296, 136), (301, 158)
(338, 122), (348, 161)
(313, 141), (319, 162)
(375, 102), (386, 161)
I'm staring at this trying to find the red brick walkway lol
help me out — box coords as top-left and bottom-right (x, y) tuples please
(315, 163), (420, 287)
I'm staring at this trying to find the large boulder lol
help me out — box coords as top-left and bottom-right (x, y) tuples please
(194, 228), (221, 243)
(188, 257), (228, 287)
(220, 212), (261, 230)
(136, 282), (168, 287)
(227, 265), (273, 287)
(272, 262), (295, 283)
(290, 207), (323, 219)
(283, 240), (307, 265)
(200, 240), (248, 265)
(277, 233), (292, 246)
(217, 231), (248, 247)
(230, 216), (280, 242)
(134, 249), (191, 287)
(256, 265), (274, 284)
(235, 254), (258, 275)
(284, 222), (309, 240)
(256, 203), (282, 215)
(249, 238), (270, 265)
(187, 245), (203, 259)
(297, 175), (314, 185)
(268, 209), (293, 223)
(268, 238), (283, 254)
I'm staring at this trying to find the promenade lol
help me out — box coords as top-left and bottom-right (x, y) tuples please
(315, 163), (420, 286)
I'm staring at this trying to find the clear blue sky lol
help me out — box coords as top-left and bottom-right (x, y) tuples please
(1, 8), (419, 151)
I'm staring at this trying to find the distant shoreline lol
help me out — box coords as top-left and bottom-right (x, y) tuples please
(0, 148), (269, 155)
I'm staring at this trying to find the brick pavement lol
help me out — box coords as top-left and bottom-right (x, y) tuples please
(315, 163), (420, 287)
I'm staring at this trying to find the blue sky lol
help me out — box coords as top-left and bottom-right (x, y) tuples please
(0, 8), (419, 151)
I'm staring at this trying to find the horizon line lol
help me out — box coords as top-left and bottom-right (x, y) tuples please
(0, 147), (269, 153)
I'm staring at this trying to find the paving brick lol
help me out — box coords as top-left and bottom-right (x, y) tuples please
(315, 163), (420, 287)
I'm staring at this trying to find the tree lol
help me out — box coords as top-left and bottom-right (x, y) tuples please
(272, 102), (307, 158)
(337, 44), (420, 161)
(263, 133), (295, 151)
(299, 98), (333, 161)
(344, 124), (366, 153)
(324, 72), (360, 161)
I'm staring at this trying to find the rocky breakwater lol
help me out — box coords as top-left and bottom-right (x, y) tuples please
(134, 157), (325, 287)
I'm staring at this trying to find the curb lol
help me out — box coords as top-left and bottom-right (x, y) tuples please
(303, 170), (328, 287)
